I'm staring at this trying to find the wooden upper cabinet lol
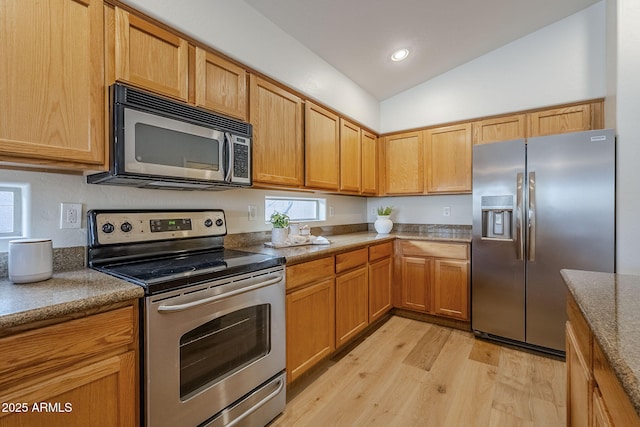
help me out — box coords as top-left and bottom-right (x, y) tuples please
(528, 104), (592, 137)
(250, 75), (304, 187)
(473, 114), (526, 145)
(305, 101), (340, 190)
(339, 118), (362, 193)
(361, 130), (378, 195)
(0, 0), (105, 169)
(384, 131), (424, 195)
(424, 123), (472, 193)
(114, 7), (188, 101)
(195, 47), (247, 120)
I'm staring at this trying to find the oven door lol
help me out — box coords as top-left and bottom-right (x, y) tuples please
(144, 267), (285, 427)
(122, 106), (227, 182)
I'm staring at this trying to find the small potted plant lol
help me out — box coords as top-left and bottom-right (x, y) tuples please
(269, 211), (290, 244)
(375, 206), (394, 234)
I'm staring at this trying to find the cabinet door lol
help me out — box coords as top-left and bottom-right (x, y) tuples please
(400, 256), (431, 312)
(335, 267), (369, 348)
(361, 130), (378, 195)
(369, 257), (392, 322)
(115, 7), (188, 101)
(433, 259), (469, 320)
(593, 387), (613, 427)
(473, 114), (526, 145)
(424, 123), (472, 193)
(305, 102), (340, 190)
(384, 132), (424, 195)
(195, 47), (247, 120)
(0, 351), (136, 427)
(339, 118), (362, 193)
(528, 104), (592, 137)
(250, 76), (304, 186)
(566, 322), (593, 427)
(0, 0), (105, 168)
(286, 279), (335, 383)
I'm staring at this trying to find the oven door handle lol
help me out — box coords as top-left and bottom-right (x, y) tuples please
(157, 275), (283, 313)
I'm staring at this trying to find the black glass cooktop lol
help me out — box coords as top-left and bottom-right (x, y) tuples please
(96, 249), (284, 295)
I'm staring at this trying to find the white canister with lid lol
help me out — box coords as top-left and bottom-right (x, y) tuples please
(8, 238), (53, 284)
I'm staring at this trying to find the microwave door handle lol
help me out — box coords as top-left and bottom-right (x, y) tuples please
(224, 132), (233, 183)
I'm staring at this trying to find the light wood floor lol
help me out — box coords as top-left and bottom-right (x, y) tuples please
(271, 316), (566, 427)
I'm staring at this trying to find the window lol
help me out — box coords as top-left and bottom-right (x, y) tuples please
(265, 196), (326, 223)
(0, 185), (24, 238)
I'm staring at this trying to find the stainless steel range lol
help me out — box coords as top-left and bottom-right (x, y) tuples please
(87, 209), (286, 427)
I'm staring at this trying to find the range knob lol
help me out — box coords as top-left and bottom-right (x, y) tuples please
(204, 218), (213, 228)
(120, 222), (133, 233)
(215, 218), (224, 227)
(102, 223), (115, 234)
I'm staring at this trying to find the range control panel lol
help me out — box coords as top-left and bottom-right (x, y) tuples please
(88, 210), (226, 245)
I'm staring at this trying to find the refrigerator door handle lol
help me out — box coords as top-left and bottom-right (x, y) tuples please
(516, 172), (525, 260)
(528, 171), (536, 261)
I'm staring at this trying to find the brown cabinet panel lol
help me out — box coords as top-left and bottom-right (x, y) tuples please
(305, 101), (340, 190)
(384, 131), (424, 195)
(566, 322), (593, 427)
(424, 123), (472, 193)
(286, 256), (334, 291)
(0, 0), (105, 168)
(194, 47), (247, 120)
(400, 256), (431, 312)
(286, 278), (335, 383)
(528, 104), (592, 137)
(399, 240), (468, 260)
(335, 267), (369, 348)
(433, 259), (469, 320)
(593, 387), (613, 427)
(361, 130), (379, 195)
(369, 242), (393, 262)
(250, 75), (304, 186)
(339, 118), (362, 193)
(114, 7), (188, 101)
(473, 114), (526, 145)
(335, 248), (368, 274)
(369, 257), (392, 322)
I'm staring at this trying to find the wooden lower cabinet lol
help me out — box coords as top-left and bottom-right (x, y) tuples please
(369, 257), (392, 322)
(567, 294), (640, 427)
(397, 240), (470, 322)
(286, 279), (335, 384)
(0, 304), (138, 427)
(335, 266), (369, 348)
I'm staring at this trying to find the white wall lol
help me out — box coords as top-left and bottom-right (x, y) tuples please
(0, 170), (366, 252)
(120, 0), (380, 131)
(366, 196), (472, 225)
(380, 2), (606, 133)
(611, 0), (640, 274)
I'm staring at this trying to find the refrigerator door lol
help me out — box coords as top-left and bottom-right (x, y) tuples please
(525, 129), (615, 351)
(472, 139), (526, 342)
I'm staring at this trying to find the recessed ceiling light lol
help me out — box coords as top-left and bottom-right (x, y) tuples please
(391, 48), (409, 62)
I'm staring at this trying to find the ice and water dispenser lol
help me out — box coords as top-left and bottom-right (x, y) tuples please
(481, 195), (513, 240)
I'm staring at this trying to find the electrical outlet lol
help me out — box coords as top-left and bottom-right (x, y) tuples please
(443, 206), (451, 217)
(329, 206), (335, 217)
(60, 203), (82, 229)
(248, 204), (258, 221)
(370, 207), (377, 217)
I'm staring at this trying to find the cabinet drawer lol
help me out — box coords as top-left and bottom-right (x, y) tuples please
(369, 242), (393, 262)
(400, 240), (468, 260)
(287, 256), (334, 291)
(0, 306), (135, 389)
(335, 248), (368, 274)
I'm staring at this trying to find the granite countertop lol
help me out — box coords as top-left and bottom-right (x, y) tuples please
(0, 269), (144, 330)
(232, 231), (471, 265)
(561, 269), (640, 416)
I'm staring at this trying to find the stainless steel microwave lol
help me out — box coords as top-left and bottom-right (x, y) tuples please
(87, 84), (252, 190)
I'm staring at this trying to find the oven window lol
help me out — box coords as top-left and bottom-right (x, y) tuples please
(179, 304), (270, 399)
(135, 123), (220, 171)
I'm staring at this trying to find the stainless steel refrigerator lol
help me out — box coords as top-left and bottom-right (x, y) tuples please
(471, 129), (615, 354)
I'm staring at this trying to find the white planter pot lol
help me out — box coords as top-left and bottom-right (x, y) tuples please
(271, 227), (288, 244)
(374, 215), (393, 234)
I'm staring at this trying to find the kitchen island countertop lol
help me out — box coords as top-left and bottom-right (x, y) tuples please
(561, 269), (640, 416)
(231, 230), (471, 266)
(0, 269), (144, 331)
